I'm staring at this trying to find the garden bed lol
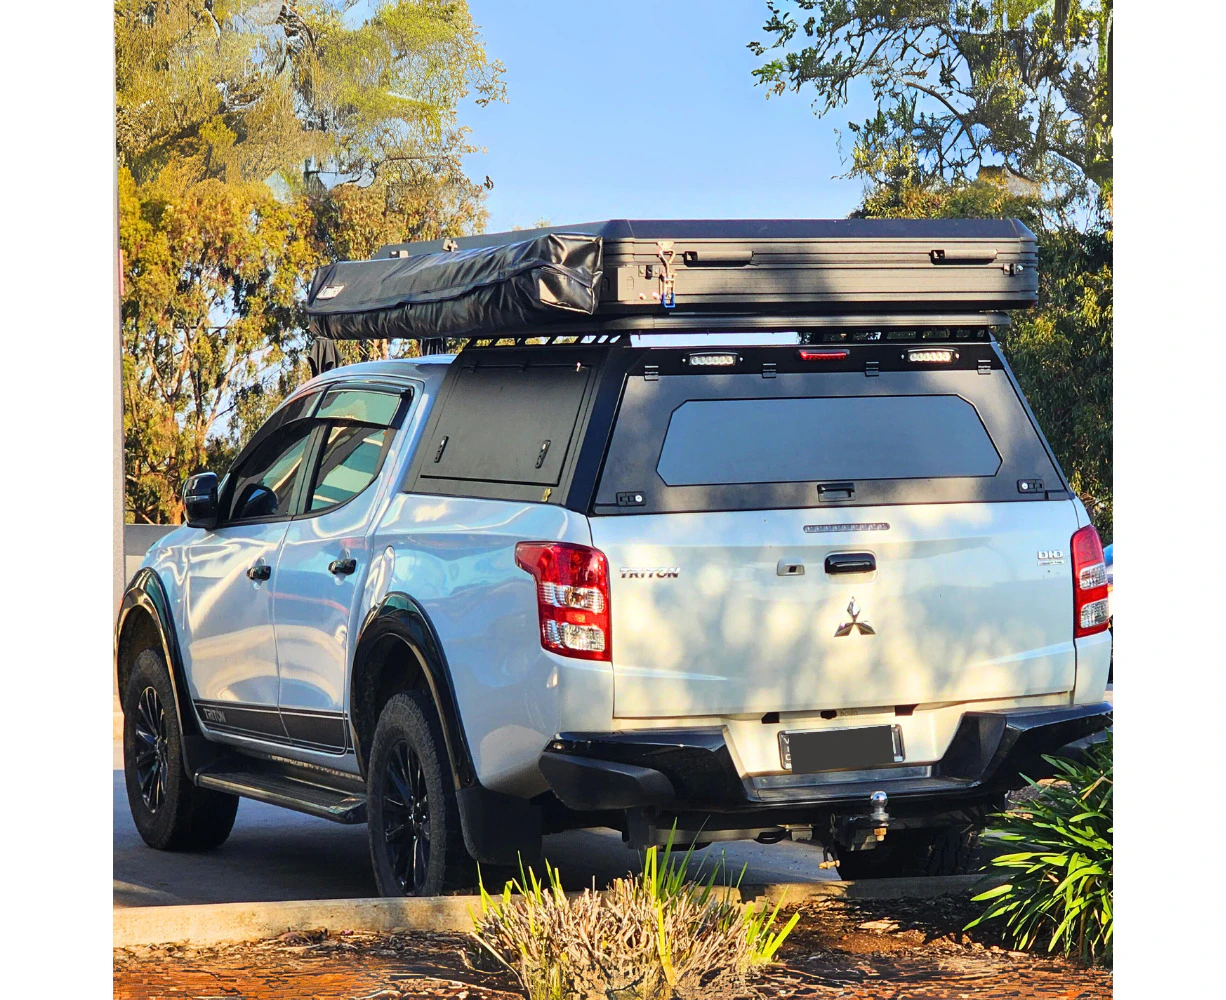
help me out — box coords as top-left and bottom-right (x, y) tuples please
(113, 894), (1111, 999)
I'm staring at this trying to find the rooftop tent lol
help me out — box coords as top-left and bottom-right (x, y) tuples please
(303, 218), (1037, 342)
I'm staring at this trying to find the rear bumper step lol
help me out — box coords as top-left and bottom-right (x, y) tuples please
(195, 768), (367, 824)
(539, 702), (1112, 816)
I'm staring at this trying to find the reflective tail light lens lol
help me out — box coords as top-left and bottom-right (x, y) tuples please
(515, 542), (611, 661)
(798, 348), (850, 361)
(1071, 524), (1110, 637)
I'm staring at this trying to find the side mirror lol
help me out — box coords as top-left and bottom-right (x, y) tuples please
(183, 472), (220, 529)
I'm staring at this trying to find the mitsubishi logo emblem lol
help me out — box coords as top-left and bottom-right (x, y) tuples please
(834, 597), (876, 637)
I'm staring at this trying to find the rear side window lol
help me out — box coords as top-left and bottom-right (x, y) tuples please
(302, 387), (405, 515)
(317, 388), (400, 425)
(657, 395), (1000, 486)
(308, 424), (394, 511)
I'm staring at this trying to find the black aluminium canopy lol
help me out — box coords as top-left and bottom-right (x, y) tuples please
(304, 218), (1037, 341)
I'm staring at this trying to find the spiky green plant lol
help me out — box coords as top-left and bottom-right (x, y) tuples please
(469, 828), (801, 999)
(967, 733), (1112, 961)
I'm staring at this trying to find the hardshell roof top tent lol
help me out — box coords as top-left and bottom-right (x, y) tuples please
(303, 218), (1038, 354)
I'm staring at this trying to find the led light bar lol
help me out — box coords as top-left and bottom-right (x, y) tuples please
(905, 349), (959, 363)
(685, 352), (740, 367)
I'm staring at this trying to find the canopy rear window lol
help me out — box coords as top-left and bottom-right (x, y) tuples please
(594, 365), (1062, 513)
(657, 395), (1000, 486)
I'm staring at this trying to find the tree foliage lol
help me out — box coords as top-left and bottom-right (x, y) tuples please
(749, 1), (1113, 215)
(117, 1), (503, 522)
(753, 2), (1112, 539)
(847, 167), (1112, 540)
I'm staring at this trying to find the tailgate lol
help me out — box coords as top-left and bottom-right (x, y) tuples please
(591, 501), (1081, 719)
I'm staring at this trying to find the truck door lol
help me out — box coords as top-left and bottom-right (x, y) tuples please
(181, 419), (315, 740)
(272, 386), (413, 752)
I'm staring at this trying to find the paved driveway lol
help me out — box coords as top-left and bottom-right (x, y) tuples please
(113, 766), (837, 908)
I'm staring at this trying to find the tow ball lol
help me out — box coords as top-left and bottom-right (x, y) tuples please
(829, 789), (892, 854)
(869, 790), (890, 842)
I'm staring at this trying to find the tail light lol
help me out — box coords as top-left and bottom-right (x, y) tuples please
(798, 348), (850, 361)
(1071, 524), (1110, 637)
(514, 542), (611, 661)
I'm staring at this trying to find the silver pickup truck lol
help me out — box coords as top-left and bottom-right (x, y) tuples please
(117, 220), (1112, 895)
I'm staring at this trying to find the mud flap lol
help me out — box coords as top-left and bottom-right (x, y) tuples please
(456, 784), (543, 866)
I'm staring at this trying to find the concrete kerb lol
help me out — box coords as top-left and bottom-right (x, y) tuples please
(113, 874), (1007, 949)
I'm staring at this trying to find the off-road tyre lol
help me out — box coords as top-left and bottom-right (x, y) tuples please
(367, 691), (473, 896)
(122, 648), (239, 851)
(836, 825), (980, 880)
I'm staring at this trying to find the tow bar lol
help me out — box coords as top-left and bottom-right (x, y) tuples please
(830, 789), (892, 854)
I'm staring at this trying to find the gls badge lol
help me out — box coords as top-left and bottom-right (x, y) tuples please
(834, 597), (875, 637)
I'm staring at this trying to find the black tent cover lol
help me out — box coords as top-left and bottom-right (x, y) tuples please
(305, 232), (602, 341)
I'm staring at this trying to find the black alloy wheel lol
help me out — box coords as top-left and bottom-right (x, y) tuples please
(366, 691), (472, 896)
(133, 685), (170, 813)
(122, 646), (239, 851)
(381, 739), (431, 894)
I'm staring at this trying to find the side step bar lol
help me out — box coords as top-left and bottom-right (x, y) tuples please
(196, 768), (367, 824)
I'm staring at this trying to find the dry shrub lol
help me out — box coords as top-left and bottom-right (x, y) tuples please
(468, 840), (798, 1000)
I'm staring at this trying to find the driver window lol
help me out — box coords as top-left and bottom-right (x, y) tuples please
(226, 423), (313, 522)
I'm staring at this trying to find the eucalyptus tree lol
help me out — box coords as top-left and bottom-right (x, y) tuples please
(749, 1), (1112, 216)
(117, 1), (503, 521)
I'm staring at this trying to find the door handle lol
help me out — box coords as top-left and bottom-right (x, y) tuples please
(246, 563), (271, 581)
(825, 552), (876, 575)
(328, 558), (357, 576)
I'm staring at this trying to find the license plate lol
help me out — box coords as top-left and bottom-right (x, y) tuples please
(779, 725), (903, 773)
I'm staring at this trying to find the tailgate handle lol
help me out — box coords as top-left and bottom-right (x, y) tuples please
(817, 481), (855, 502)
(930, 247), (998, 264)
(825, 553), (876, 575)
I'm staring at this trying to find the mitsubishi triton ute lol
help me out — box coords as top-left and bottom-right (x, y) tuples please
(116, 220), (1113, 894)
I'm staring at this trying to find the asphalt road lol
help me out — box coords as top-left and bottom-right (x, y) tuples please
(113, 764), (838, 908)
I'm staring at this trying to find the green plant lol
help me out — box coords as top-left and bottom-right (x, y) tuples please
(966, 733), (1113, 960)
(469, 831), (800, 999)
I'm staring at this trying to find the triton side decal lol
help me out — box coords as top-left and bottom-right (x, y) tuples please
(619, 567), (681, 579)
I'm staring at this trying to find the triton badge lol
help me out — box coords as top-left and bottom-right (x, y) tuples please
(620, 567), (680, 579)
(834, 597), (875, 637)
(201, 706), (227, 724)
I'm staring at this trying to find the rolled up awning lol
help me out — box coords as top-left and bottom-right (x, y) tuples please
(305, 233), (603, 341)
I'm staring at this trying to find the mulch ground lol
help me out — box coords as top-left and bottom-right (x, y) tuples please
(113, 894), (1111, 999)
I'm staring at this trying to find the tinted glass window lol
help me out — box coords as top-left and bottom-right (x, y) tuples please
(656, 395), (1000, 485)
(316, 388), (400, 425)
(227, 423), (313, 521)
(308, 424), (394, 512)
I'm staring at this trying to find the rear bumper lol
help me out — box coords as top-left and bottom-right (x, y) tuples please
(538, 702), (1112, 819)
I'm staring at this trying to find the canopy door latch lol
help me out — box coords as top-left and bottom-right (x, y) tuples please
(656, 241), (677, 309)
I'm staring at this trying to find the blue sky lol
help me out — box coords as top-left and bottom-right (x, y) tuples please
(457, 1), (875, 232)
